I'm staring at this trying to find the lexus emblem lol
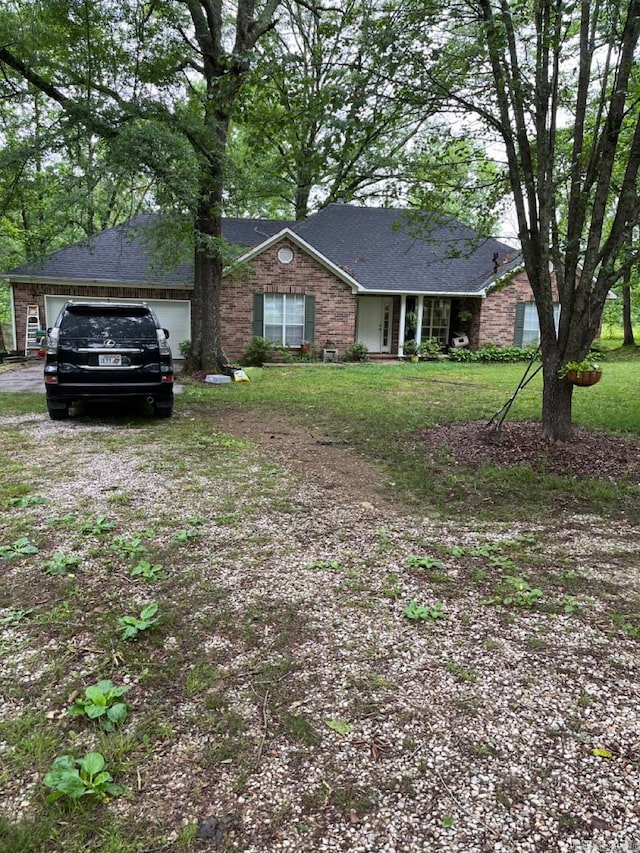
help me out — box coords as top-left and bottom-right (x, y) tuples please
(104, 339), (116, 348)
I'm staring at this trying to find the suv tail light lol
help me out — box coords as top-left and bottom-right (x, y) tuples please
(157, 329), (171, 356)
(46, 327), (59, 354)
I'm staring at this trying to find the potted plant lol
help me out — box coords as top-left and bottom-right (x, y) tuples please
(403, 339), (419, 362)
(559, 356), (603, 386)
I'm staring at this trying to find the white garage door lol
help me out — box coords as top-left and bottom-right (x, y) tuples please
(44, 296), (191, 359)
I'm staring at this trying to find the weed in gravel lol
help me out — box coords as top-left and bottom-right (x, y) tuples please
(610, 611), (640, 638)
(306, 558), (340, 570)
(7, 495), (48, 508)
(43, 552), (81, 576)
(281, 712), (321, 746)
(446, 660), (478, 682)
(68, 680), (131, 731)
(111, 536), (149, 560)
(381, 572), (402, 600)
(452, 694), (483, 716)
(78, 515), (114, 535)
(129, 560), (165, 582)
(106, 491), (133, 506)
(0, 815), (62, 853)
(487, 575), (543, 607)
(47, 512), (78, 530)
(403, 600), (446, 621)
(0, 607), (33, 626)
(43, 751), (125, 803)
(117, 602), (159, 640)
(185, 662), (224, 697)
(407, 555), (445, 570)
(468, 741), (501, 758)
(0, 536), (39, 560)
(526, 634), (547, 651)
(558, 594), (584, 615)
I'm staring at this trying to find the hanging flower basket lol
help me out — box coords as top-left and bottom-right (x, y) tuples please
(559, 357), (603, 387)
(564, 369), (602, 386)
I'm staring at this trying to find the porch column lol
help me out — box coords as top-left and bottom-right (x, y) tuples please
(416, 296), (424, 345)
(398, 296), (407, 356)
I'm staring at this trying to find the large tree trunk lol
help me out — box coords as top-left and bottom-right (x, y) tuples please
(187, 179), (227, 374)
(541, 359), (574, 441)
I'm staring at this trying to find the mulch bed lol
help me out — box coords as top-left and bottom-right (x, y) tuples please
(413, 420), (640, 483)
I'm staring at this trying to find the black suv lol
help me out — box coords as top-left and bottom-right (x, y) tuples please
(44, 301), (174, 419)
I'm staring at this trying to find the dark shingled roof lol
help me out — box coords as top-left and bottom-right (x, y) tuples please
(7, 214), (293, 286)
(7, 206), (519, 295)
(290, 204), (520, 295)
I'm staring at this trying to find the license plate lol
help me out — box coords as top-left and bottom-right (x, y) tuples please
(99, 354), (122, 366)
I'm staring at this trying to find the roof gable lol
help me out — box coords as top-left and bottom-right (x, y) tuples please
(290, 205), (520, 296)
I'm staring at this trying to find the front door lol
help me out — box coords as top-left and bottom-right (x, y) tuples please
(357, 297), (393, 353)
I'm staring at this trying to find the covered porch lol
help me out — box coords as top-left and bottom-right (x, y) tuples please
(356, 294), (475, 356)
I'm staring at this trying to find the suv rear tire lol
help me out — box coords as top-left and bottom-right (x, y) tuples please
(154, 403), (173, 418)
(47, 403), (69, 420)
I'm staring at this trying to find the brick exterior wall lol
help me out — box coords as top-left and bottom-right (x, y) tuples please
(11, 247), (548, 358)
(220, 238), (358, 361)
(478, 271), (533, 347)
(12, 282), (191, 354)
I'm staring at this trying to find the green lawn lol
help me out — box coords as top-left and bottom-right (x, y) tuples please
(177, 353), (640, 521)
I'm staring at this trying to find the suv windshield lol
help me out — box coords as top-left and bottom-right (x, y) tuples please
(59, 307), (158, 340)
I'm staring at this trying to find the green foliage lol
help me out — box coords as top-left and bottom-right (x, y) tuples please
(0, 537), (39, 560)
(68, 680), (131, 731)
(449, 345), (540, 364)
(111, 536), (148, 559)
(7, 495), (48, 508)
(43, 752), (124, 803)
(342, 342), (369, 362)
(79, 515), (114, 535)
(130, 560), (165, 582)
(407, 555), (445, 570)
(173, 528), (198, 543)
(305, 559), (340, 571)
(117, 602), (159, 640)
(403, 600), (446, 621)
(43, 552), (81, 576)
(558, 355), (601, 377)
(419, 338), (442, 358)
(242, 336), (276, 366)
(488, 576), (543, 608)
(0, 608), (33, 626)
(326, 719), (354, 736)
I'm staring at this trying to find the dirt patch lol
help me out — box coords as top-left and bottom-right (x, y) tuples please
(216, 409), (640, 488)
(214, 408), (395, 506)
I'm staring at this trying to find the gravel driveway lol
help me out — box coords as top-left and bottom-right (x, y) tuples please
(0, 405), (639, 853)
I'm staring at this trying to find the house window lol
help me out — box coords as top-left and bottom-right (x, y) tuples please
(263, 294), (305, 346)
(421, 298), (451, 345)
(517, 302), (560, 346)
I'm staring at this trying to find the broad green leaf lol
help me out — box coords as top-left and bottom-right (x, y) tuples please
(140, 602), (158, 620)
(81, 752), (105, 776)
(326, 719), (354, 736)
(106, 703), (128, 724)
